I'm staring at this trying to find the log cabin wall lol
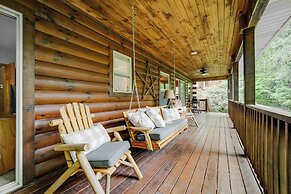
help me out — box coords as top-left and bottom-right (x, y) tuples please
(13, 0), (190, 179)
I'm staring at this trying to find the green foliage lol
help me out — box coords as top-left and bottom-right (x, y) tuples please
(255, 23), (291, 111)
(205, 81), (228, 113)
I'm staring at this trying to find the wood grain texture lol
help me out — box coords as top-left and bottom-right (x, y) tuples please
(1, 0), (37, 183)
(0, 117), (16, 175)
(64, 0), (253, 80)
(229, 101), (291, 194)
(16, 113), (263, 194)
(14, 0), (184, 179)
(3, 63), (15, 114)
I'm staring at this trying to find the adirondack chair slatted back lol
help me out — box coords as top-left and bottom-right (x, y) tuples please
(59, 103), (94, 135)
(56, 103), (95, 167)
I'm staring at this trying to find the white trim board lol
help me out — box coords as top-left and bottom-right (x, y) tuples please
(0, 4), (23, 194)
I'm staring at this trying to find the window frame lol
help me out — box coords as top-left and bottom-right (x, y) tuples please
(110, 49), (133, 96)
(159, 71), (170, 91)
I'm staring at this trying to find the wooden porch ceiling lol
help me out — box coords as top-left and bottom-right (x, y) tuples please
(65, 0), (253, 80)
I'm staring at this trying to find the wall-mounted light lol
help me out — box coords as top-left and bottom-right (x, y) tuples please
(191, 51), (198, 55)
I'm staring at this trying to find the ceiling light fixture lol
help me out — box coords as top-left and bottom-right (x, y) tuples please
(191, 51), (198, 55)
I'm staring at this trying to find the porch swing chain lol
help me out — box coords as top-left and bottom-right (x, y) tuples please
(173, 48), (176, 95)
(129, 0), (140, 110)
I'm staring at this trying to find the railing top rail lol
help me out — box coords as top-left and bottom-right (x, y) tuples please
(228, 100), (244, 106)
(247, 104), (291, 123)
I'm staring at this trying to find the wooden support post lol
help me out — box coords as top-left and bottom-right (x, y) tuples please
(227, 74), (232, 100)
(242, 26), (255, 159)
(243, 27), (255, 105)
(232, 61), (239, 101)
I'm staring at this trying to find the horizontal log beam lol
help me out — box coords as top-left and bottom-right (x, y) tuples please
(36, 16), (109, 56)
(35, 91), (156, 105)
(36, 30), (109, 64)
(35, 155), (66, 177)
(35, 131), (60, 150)
(36, 46), (108, 74)
(35, 76), (109, 93)
(35, 101), (155, 119)
(35, 144), (63, 165)
(35, 61), (109, 83)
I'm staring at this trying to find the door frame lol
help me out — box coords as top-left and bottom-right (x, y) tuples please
(0, 4), (23, 193)
(0, 0), (35, 192)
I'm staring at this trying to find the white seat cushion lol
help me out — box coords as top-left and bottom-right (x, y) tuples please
(145, 107), (165, 127)
(161, 108), (181, 123)
(61, 123), (110, 161)
(127, 110), (155, 129)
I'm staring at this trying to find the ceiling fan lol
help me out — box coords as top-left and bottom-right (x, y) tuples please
(200, 67), (209, 76)
(191, 67), (209, 77)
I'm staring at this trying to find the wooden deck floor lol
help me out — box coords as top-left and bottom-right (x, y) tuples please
(18, 112), (263, 194)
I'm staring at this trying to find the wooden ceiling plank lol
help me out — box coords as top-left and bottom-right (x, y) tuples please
(204, 0), (220, 67)
(184, 0), (214, 69)
(56, 0), (251, 80)
(164, 0), (203, 69)
(195, 0), (217, 63)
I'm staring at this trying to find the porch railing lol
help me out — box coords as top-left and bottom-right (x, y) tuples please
(228, 100), (290, 194)
(193, 98), (208, 112)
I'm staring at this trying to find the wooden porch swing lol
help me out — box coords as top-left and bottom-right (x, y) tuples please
(125, 9), (189, 151)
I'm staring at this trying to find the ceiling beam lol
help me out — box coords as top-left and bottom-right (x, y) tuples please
(192, 75), (228, 82)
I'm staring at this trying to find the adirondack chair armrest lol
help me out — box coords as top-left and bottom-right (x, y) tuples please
(54, 143), (91, 152)
(106, 125), (126, 133)
(49, 119), (64, 127)
(127, 126), (152, 132)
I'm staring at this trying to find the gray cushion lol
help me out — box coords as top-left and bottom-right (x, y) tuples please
(86, 141), (130, 168)
(149, 118), (188, 141)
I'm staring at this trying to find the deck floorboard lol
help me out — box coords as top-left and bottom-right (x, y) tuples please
(16, 112), (263, 194)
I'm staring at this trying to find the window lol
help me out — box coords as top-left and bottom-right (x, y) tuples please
(159, 71), (170, 90)
(175, 79), (180, 97)
(238, 55), (244, 103)
(180, 80), (186, 105)
(159, 71), (170, 105)
(112, 50), (132, 93)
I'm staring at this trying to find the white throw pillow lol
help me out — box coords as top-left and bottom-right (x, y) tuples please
(145, 107), (165, 128)
(161, 108), (181, 123)
(127, 110), (155, 129)
(61, 123), (110, 161)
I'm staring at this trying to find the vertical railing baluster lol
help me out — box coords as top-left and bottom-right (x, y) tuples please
(264, 115), (268, 190)
(279, 121), (288, 194)
(288, 122), (291, 194)
(273, 119), (280, 194)
(267, 117), (274, 194)
(260, 113), (265, 188)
